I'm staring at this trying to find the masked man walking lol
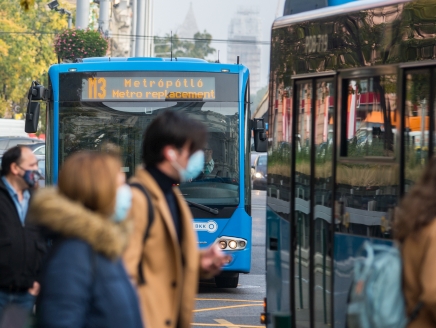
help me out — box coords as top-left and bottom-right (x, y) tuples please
(123, 111), (230, 328)
(0, 146), (45, 317)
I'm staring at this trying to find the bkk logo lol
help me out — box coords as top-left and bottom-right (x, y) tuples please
(193, 220), (218, 233)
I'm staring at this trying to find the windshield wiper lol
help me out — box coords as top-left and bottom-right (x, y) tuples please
(185, 200), (219, 215)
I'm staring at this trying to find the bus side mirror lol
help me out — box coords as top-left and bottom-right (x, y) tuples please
(25, 102), (40, 133)
(24, 81), (46, 134)
(253, 118), (267, 152)
(29, 84), (46, 101)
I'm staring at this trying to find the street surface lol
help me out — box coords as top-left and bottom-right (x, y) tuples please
(193, 190), (266, 328)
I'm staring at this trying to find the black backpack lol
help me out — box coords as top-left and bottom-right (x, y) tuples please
(129, 183), (154, 285)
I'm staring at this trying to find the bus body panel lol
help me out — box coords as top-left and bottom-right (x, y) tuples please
(265, 206), (291, 328)
(194, 207), (252, 273)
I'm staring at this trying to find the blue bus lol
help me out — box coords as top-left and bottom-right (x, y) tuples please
(264, 0), (436, 326)
(26, 57), (254, 288)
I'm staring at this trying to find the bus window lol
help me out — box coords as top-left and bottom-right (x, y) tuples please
(404, 70), (430, 192)
(341, 75), (397, 158)
(294, 81), (312, 325)
(314, 80), (334, 327)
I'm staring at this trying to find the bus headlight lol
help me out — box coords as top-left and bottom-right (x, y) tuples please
(228, 240), (237, 249)
(215, 237), (247, 250)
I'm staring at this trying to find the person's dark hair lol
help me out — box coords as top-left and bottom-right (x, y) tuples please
(395, 157), (436, 242)
(142, 110), (207, 166)
(0, 146), (24, 176)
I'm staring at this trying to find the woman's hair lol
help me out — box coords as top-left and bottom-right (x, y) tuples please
(395, 157), (436, 242)
(58, 151), (121, 217)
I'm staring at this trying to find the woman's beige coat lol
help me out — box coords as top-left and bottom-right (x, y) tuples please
(123, 168), (201, 328)
(403, 219), (436, 328)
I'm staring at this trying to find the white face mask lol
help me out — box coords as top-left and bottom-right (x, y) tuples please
(112, 184), (132, 222)
(171, 150), (205, 182)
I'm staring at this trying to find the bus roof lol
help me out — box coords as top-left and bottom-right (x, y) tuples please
(48, 57), (247, 75)
(80, 57), (209, 63)
(273, 0), (410, 29)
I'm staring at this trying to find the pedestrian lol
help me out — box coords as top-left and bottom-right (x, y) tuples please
(0, 146), (45, 318)
(123, 111), (230, 328)
(395, 157), (436, 327)
(27, 151), (143, 328)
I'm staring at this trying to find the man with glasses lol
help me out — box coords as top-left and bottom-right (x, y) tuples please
(0, 146), (45, 317)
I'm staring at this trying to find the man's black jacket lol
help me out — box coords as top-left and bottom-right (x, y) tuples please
(0, 177), (46, 290)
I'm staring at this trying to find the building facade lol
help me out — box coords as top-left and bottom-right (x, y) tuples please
(227, 7), (262, 93)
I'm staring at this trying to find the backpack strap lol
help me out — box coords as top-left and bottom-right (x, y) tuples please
(409, 302), (424, 322)
(129, 182), (154, 285)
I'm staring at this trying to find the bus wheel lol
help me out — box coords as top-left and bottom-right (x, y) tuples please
(215, 273), (239, 288)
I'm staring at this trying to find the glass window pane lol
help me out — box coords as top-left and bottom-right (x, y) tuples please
(337, 75), (399, 238)
(335, 162), (399, 238)
(266, 81), (292, 322)
(34, 146), (46, 155)
(344, 75), (397, 158)
(404, 70), (430, 192)
(295, 82), (311, 326)
(314, 81), (333, 327)
(58, 101), (240, 205)
(267, 85), (292, 220)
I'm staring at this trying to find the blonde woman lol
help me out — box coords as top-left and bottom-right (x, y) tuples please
(28, 151), (143, 328)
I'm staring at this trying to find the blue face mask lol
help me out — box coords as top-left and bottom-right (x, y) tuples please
(112, 184), (132, 222)
(173, 150), (205, 182)
(18, 166), (41, 188)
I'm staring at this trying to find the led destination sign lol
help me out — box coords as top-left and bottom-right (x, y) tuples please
(81, 76), (216, 101)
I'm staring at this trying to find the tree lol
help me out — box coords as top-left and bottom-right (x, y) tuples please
(0, 0), (70, 117)
(154, 34), (186, 58)
(154, 30), (216, 60)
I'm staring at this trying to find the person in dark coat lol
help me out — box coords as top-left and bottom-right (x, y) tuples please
(27, 151), (143, 328)
(0, 146), (45, 318)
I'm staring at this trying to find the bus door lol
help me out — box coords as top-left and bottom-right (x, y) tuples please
(266, 73), (336, 328)
(291, 75), (335, 328)
(334, 66), (399, 328)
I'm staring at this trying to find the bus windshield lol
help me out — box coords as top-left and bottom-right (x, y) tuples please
(57, 101), (240, 206)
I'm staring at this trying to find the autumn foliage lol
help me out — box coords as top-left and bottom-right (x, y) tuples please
(0, 0), (70, 117)
(54, 29), (109, 61)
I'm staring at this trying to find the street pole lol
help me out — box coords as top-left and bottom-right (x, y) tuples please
(135, 0), (145, 57)
(130, 0), (136, 56)
(76, 0), (90, 29)
(63, 9), (72, 29)
(144, 0), (153, 57)
(98, 0), (111, 37)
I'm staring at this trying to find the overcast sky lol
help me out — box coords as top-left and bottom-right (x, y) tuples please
(153, 0), (285, 89)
